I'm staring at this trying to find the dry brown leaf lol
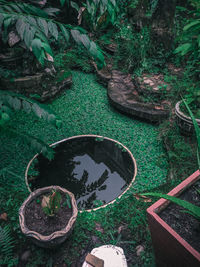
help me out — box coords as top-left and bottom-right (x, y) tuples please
(133, 193), (152, 203)
(41, 195), (50, 208)
(95, 222), (104, 234)
(0, 212), (8, 221)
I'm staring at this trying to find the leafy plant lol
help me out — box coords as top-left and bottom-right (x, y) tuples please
(182, 98), (200, 168)
(0, 225), (17, 266)
(174, 6), (200, 79)
(77, 0), (119, 31)
(0, 90), (62, 127)
(0, 0), (105, 67)
(63, 194), (72, 209)
(114, 24), (152, 73)
(41, 190), (62, 217)
(0, 90), (61, 157)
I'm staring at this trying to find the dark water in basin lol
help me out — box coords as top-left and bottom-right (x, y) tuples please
(28, 137), (135, 210)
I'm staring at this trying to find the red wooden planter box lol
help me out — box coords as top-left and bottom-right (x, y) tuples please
(147, 170), (200, 267)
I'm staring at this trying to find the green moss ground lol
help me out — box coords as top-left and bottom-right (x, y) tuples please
(0, 71), (168, 266)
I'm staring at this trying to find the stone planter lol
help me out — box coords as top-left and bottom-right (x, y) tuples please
(147, 170), (200, 267)
(108, 71), (170, 123)
(175, 100), (200, 135)
(1, 72), (72, 102)
(19, 186), (78, 248)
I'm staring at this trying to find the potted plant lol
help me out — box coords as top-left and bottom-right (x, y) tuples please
(19, 185), (78, 248)
(144, 100), (200, 266)
(175, 92), (200, 135)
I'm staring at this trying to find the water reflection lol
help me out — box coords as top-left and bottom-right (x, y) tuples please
(29, 137), (135, 209)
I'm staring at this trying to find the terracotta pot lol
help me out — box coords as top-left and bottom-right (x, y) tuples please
(147, 170), (200, 267)
(19, 186), (78, 248)
(175, 100), (200, 135)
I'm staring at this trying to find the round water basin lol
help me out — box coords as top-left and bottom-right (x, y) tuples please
(25, 135), (137, 211)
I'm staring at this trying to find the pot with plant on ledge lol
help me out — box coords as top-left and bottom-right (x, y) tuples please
(175, 88), (200, 135)
(19, 186), (78, 248)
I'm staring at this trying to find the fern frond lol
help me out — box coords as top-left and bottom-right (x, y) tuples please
(0, 225), (15, 264)
(0, 90), (62, 128)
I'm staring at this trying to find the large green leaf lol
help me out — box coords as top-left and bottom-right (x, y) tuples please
(31, 38), (42, 60)
(184, 20), (200, 31)
(48, 21), (58, 40)
(24, 24), (36, 47)
(22, 3), (48, 18)
(16, 18), (26, 40)
(43, 8), (60, 17)
(59, 24), (69, 42)
(3, 17), (12, 32)
(71, 29), (81, 44)
(174, 43), (192, 56)
(37, 18), (48, 36)
(80, 34), (90, 49)
(42, 42), (53, 57)
(60, 0), (66, 7)
(71, 1), (79, 12)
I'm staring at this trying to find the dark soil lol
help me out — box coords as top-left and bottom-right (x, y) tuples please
(160, 179), (200, 252)
(25, 192), (72, 236)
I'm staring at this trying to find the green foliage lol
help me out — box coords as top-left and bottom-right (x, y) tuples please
(42, 190), (62, 217)
(174, 6), (200, 78)
(183, 98), (200, 169)
(0, 225), (17, 267)
(63, 194), (72, 209)
(0, 90), (60, 158)
(114, 23), (168, 75)
(0, 0), (105, 67)
(0, 90), (62, 128)
(159, 119), (197, 180)
(81, 0), (119, 31)
(54, 46), (94, 73)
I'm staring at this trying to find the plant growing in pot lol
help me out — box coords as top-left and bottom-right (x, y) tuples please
(175, 89), (200, 135)
(143, 101), (200, 266)
(19, 185), (78, 248)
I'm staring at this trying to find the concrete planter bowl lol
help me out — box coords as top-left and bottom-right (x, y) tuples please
(175, 100), (200, 135)
(1, 72), (72, 102)
(19, 186), (78, 248)
(147, 170), (200, 267)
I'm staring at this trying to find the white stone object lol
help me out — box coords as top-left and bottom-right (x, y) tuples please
(82, 245), (127, 267)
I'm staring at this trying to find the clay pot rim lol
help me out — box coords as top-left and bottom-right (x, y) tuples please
(25, 134), (137, 213)
(175, 100), (200, 124)
(19, 185), (78, 241)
